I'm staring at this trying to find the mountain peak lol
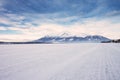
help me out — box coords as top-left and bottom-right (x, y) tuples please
(59, 32), (74, 37)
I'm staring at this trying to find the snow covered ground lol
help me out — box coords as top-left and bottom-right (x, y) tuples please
(0, 44), (120, 80)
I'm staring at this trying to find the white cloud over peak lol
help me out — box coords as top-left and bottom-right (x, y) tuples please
(0, 17), (120, 42)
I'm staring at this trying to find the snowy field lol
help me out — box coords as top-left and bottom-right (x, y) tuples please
(0, 44), (120, 80)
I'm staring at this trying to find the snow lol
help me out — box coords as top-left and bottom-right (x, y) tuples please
(0, 44), (120, 80)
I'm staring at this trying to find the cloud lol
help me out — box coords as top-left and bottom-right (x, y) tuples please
(0, 7), (6, 11)
(0, 17), (120, 42)
(105, 10), (120, 17)
(0, 0), (120, 41)
(0, 27), (7, 30)
(1, 0), (120, 17)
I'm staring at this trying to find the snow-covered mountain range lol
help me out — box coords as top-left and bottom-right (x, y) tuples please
(0, 33), (111, 44)
(34, 33), (111, 43)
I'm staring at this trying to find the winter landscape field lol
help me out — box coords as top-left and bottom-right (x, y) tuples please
(0, 44), (120, 80)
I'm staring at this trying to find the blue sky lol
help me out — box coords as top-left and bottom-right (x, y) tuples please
(0, 0), (120, 41)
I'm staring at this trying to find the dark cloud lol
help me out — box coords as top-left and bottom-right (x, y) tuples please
(0, 0), (119, 18)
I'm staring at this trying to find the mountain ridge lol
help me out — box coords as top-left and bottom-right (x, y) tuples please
(34, 35), (111, 43)
(0, 34), (112, 44)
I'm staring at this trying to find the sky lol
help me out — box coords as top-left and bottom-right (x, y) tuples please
(0, 0), (120, 42)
